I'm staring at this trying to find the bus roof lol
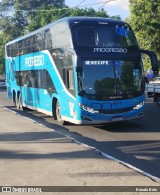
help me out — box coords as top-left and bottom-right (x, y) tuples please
(6, 16), (127, 46)
(64, 16), (125, 25)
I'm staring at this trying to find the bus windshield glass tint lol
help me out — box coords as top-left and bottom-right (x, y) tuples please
(73, 24), (138, 47)
(78, 60), (144, 99)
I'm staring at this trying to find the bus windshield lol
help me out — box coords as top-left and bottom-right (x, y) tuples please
(78, 60), (144, 100)
(73, 24), (138, 48)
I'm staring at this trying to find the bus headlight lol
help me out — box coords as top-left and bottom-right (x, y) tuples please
(79, 103), (99, 113)
(133, 101), (144, 110)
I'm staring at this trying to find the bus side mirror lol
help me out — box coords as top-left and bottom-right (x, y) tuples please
(140, 49), (159, 71)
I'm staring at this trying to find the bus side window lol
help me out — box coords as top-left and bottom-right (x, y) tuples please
(35, 33), (42, 51)
(13, 43), (16, 56)
(28, 36), (35, 53)
(67, 69), (74, 90)
(62, 68), (75, 95)
(46, 70), (56, 91)
(18, 41), (24, 55)
(44, 30), (52, 49)
(12, 44), (16, 57)
(15, 43), (19, 56)
(6, 45), (11, 57)
(10, 44), (14, 57)
(25, 38), (29, 53)
(36, 70), (55, 91)
(25, 72), (32, 87)
(32, 36), (36, 52)
(22, 40), (26, 54)
(30, 71), (36, 87)
(27, 38), (31, 53)
(50, 22), (71, 48)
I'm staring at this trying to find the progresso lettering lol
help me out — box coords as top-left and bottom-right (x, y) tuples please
(25, 55), (44, 67)
(93, 48), (127, 53)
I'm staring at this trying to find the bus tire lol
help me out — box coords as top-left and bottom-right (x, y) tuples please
(19, 93), (23, 110)
(52, 98), (57, 120)
(19, 93), (28, 110)
(13, 91), (16, 106)
(56, 100), (66, 125)
(16, 93), (20, 109)
(17, 93), (27, 111)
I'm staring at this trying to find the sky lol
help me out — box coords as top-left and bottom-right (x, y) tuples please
(65, 0), (130, 20)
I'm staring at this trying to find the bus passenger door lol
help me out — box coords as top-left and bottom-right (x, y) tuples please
(61, 67), (75, 119)
(35, 69), (53, 111)
(23, 71), (34, 106)
(52, 49), (76, 121)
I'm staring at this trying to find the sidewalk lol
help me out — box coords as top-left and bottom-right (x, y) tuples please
(0, 105), (159, 194)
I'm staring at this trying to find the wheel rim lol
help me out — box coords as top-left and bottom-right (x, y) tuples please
(56, 101), (65, 125)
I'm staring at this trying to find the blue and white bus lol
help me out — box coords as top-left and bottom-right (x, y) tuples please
(5, 17), (158, 125)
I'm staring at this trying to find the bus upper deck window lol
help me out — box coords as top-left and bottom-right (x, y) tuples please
(78, 28), (95, 46)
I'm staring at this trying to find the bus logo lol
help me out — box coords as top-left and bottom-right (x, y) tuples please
(93, 48), (127, 53)
(25, 55), (44, 67)
(115, 25), (129, 37)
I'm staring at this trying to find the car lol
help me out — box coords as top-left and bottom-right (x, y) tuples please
(145, 76), (160, 96)
(0, 79), (6, 89)
(149, 76), (160, 84)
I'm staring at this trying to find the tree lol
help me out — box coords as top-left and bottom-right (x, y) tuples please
(0, 0), (121, 75)
(26, 4), (69, 32)
(0, 0), (65, 75)
(27, 6), (121, 32)
(0, 32), (9, 75)
(129, 0), (160, 70)
(0, 0), (65, 38)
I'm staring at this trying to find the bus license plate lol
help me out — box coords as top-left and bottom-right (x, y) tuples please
(112, 117), (123, 122)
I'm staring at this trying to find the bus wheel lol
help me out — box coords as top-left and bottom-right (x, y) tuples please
(56, 101), (65, 125)
(17, 93), (27, 111)
(19, 93), (27, 110)
(16, 94), (20, 109)
(19, 93), (23, 110)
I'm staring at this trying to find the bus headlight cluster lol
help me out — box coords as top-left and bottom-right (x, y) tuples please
(79, 103), (99, 113)
(133, 101), (144, 110)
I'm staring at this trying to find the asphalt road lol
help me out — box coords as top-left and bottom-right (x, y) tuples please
(0, 89), (160, 179)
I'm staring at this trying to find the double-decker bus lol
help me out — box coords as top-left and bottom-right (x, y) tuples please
(5, 17), (158, 125)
